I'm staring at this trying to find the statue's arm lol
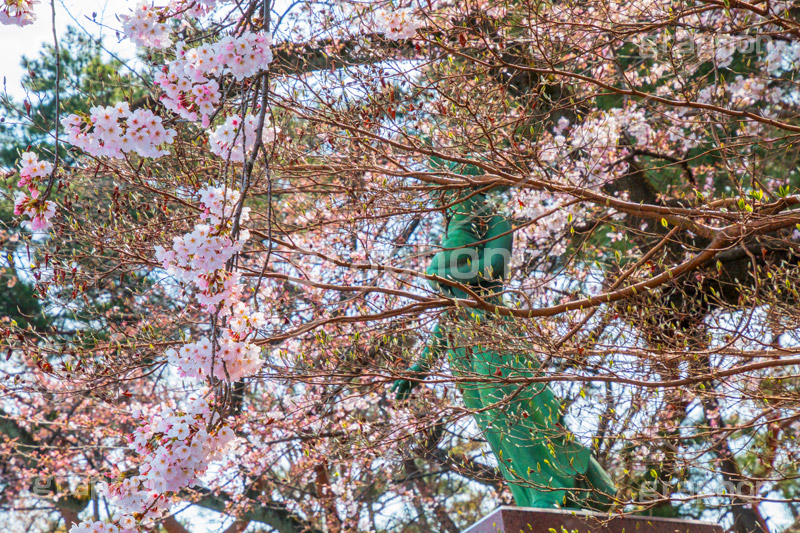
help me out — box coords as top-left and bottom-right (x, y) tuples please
(391, 324), (445, 400)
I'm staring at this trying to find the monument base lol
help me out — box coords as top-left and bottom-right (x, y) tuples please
(463, 507), (723, 533)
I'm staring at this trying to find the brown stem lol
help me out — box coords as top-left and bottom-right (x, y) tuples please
(163, 516), (191, 533)
(59, 507), (80, 529)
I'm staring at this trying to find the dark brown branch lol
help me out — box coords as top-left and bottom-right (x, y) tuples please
(163, 516), (192, 533)
(272, 35), (418, 76)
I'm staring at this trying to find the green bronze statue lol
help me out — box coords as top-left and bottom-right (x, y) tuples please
(392, 162), (615, 510)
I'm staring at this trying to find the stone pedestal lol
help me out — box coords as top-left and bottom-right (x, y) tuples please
(464, 507), (723, 533)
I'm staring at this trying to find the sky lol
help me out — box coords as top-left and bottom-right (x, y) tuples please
(0, 0), (136, 101)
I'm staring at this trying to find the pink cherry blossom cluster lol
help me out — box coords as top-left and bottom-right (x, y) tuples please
(199, 184), (251, 225)
(374, 9), (423, 40)
(14, 189), (56, 232)
(509, 108), (653, 261)
(156, 185), (263, 381)
(119, 1), (218, 50)
(155, 32), (272, 125)
(69, 521), (122, 533)
(0, 0), (36, 26)
(166, 300), (265, 382)
(16, 150), (52, 191)
(154, 186), (250, 307)
(529, 105), (651, 187)
(209, 114), (278, 162)
(69, 396), (236, 533)
(156, 223), (246, 278)
(176, 0), (217, 17)
(119, 2), (173, 49)
(12, 152), (56, 231)
(128, 397), (236, 493)
(214, 32), (273, 80)
(165, 328), (262, 381)
(155, 63), (220, 125)
(62, 102), (176, 159)
(71, 202), (256, 529)
(130, 182), (261, 527)
(197, 269), (248, 309)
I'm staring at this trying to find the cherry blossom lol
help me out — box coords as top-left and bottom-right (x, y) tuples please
(176, 0), (217, 17)
(214, 32), (273, 80)
(156, 226), (244, 278)
(764, 39), (800, 75)
(68, 396), (238, 531)
(14, 189), (56, 231)
(198, 184), (249, 224)
(119, 2), (173, 49)
(165, 329), (262, 381)
(374, 8), (422, 40)
(125, 396), (237, 494)
(155, 184), (262, 381)
(119, 0), (219, 48)
(156, 32), (272, 125)
(209, 114), (278, 162)
(16, 151), (52, 192)
(154, 185), (250, 304)
(62, 102), (176, 159)
(68, 521), (120, 533)
(0, 0), (36, 26)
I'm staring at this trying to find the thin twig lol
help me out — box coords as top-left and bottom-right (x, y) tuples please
(42, 0), (61, 201)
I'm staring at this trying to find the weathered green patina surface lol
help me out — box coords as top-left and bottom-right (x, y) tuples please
(393, 162), (615, 510)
